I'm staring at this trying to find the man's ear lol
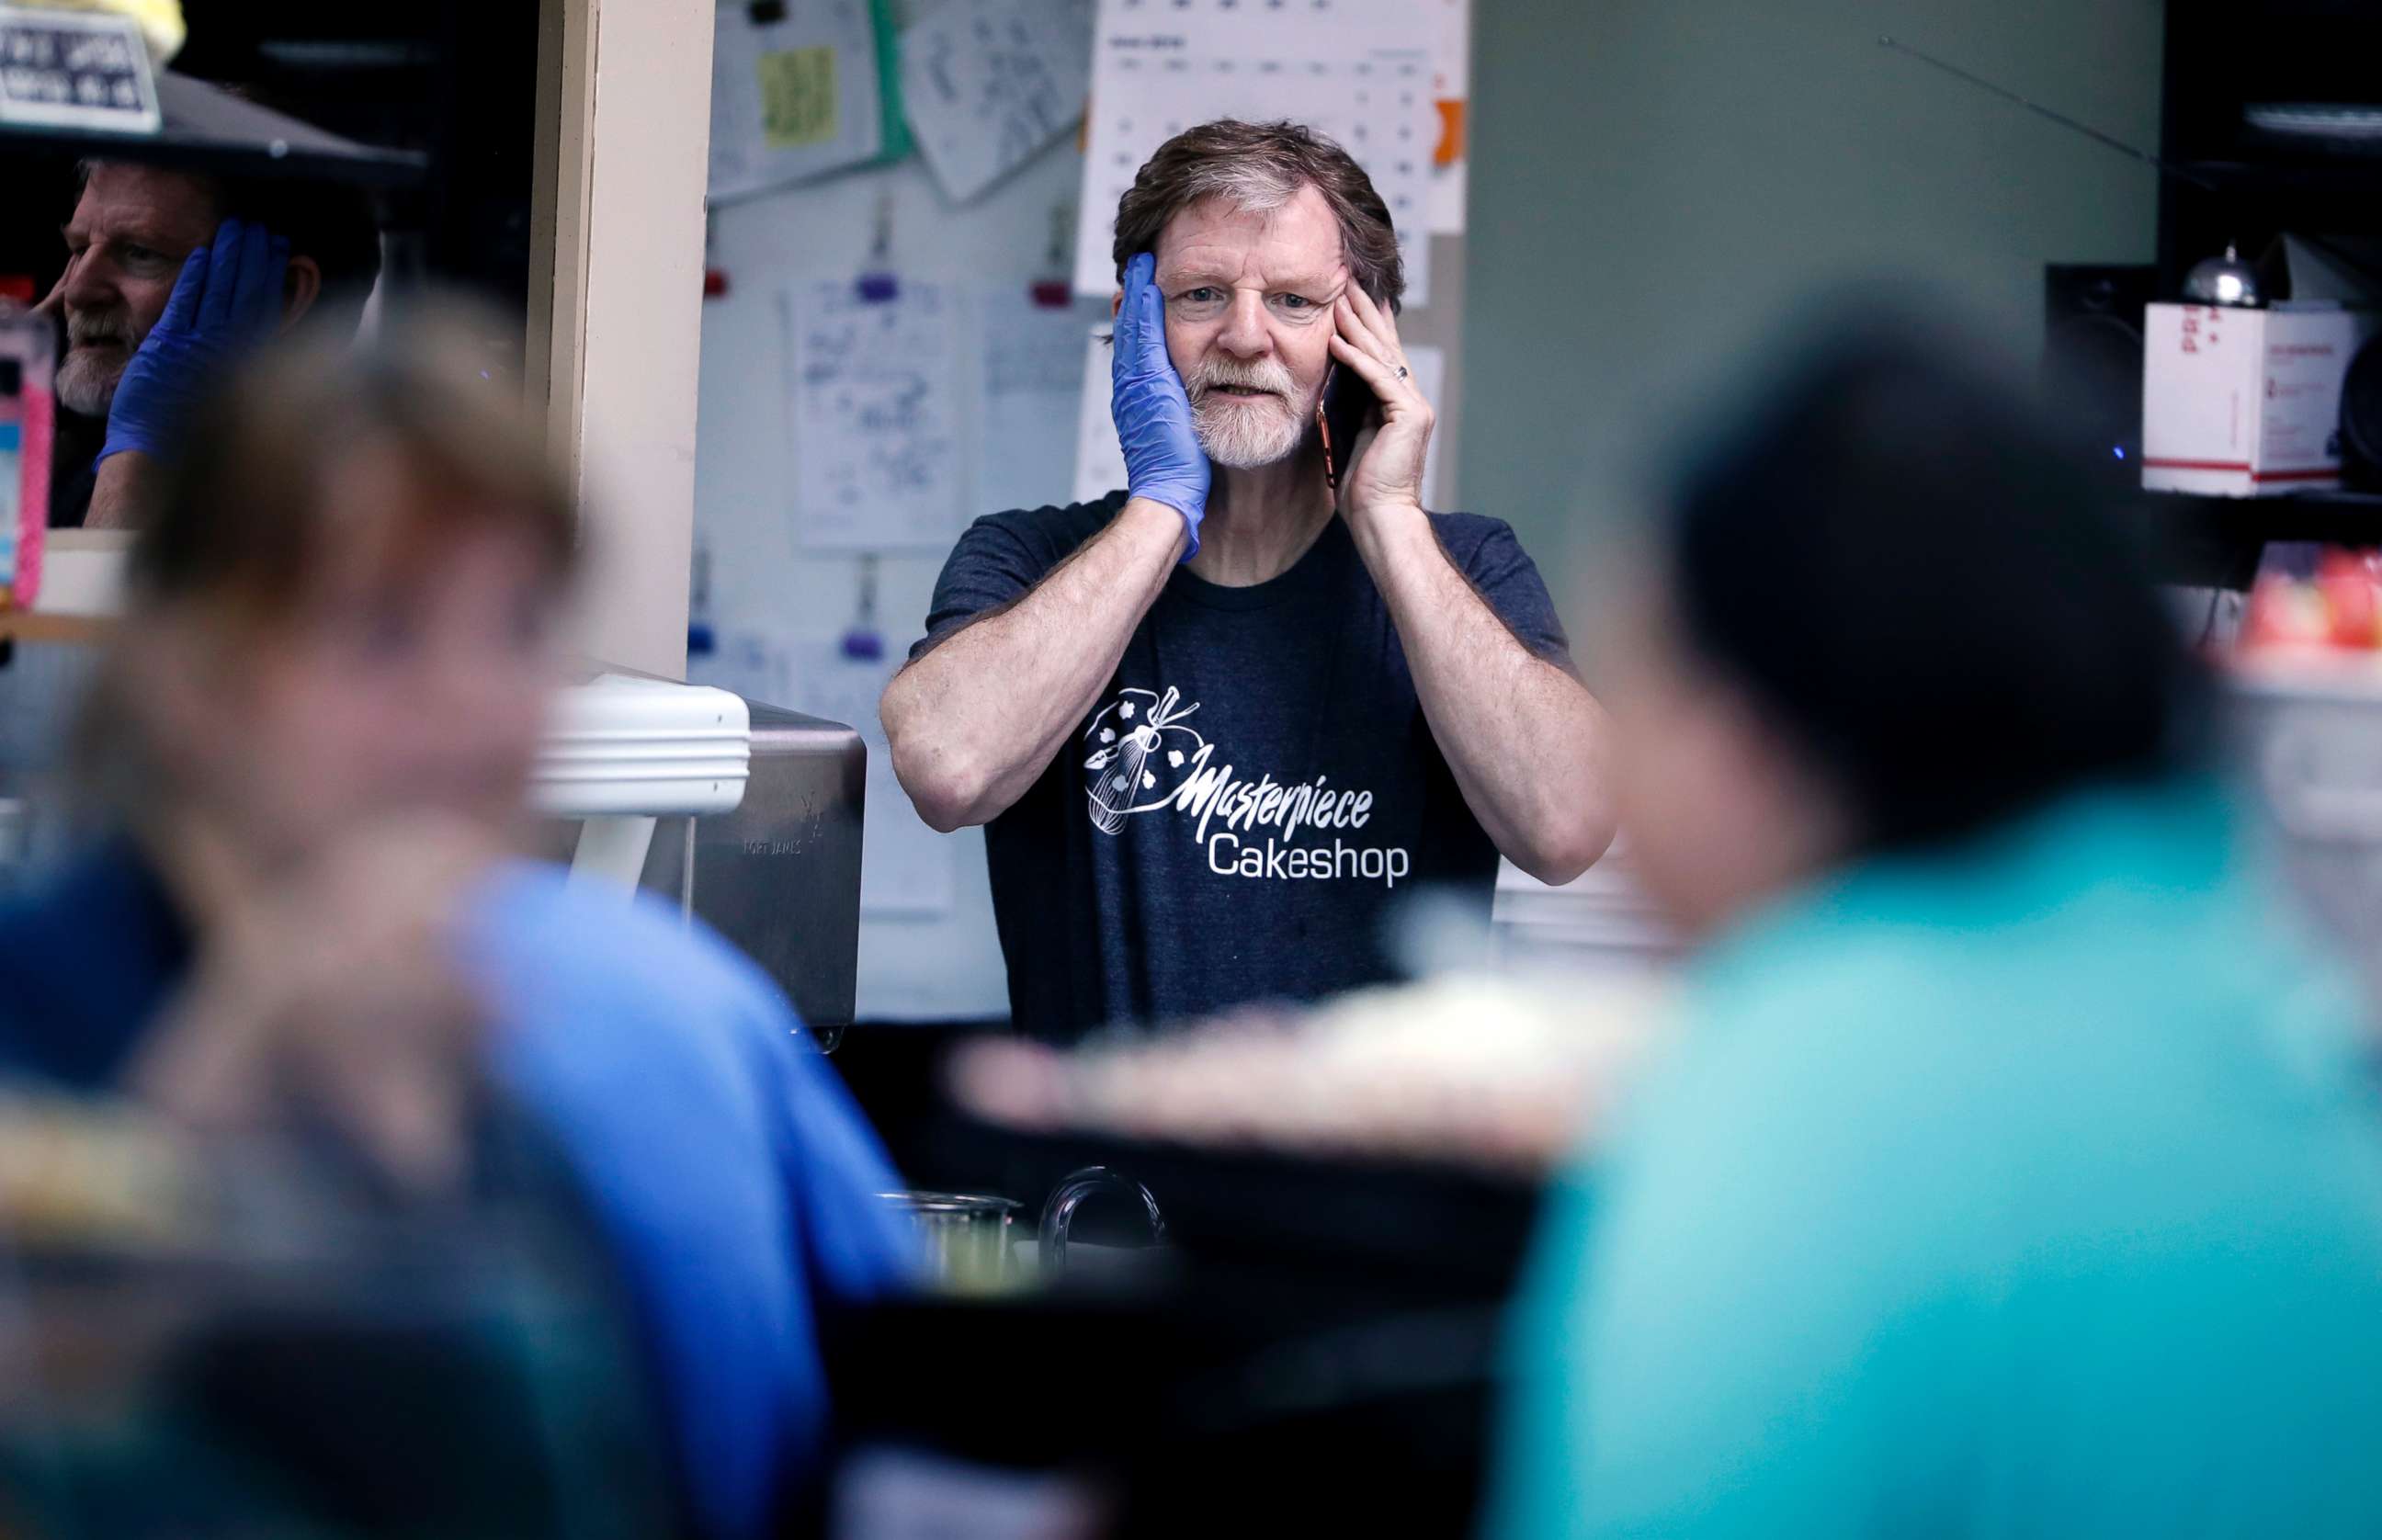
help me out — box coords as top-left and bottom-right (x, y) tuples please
(1110, 289), (1123, 321)
(279, 254), (323, 334)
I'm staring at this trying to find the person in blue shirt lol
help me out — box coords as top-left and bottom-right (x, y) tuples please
(1487, 324), (2382, 1538)
(0, 315), (913, 1540)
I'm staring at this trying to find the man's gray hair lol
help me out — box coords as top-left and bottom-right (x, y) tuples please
(1110, 119), (1405, 311)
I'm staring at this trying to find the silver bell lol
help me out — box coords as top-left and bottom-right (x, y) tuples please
(2183, 243), (2263, 308)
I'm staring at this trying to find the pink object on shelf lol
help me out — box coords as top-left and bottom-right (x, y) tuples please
(0, 312), (53, 610)
(17, 375), (50, 609)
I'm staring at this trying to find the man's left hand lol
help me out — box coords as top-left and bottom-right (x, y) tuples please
(99, 218), (289, 466)
(1327, 282), (1434, 527)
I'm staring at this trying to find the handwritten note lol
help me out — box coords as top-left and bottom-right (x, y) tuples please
(982, 291), (1096, 513)
(1075, 0), (1436, 306)
(900, 0), (1093, 205)
(784, 279), (965, 549)
(1070, 327), (1127, 506)
(710, 1), (883, 202)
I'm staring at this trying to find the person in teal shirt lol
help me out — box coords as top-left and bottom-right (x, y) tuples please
(1488, 327), (2382, 1538)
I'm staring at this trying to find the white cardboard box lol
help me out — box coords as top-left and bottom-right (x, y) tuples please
(2141, 303), (2381, 497)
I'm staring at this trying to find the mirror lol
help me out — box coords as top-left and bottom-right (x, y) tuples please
(0, 2), (543, 538)
(0, 2), (561, 889)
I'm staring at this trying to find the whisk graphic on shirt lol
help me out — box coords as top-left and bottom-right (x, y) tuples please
(1083, 685), (1204, 835)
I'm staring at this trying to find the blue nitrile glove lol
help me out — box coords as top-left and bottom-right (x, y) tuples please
(1111, 251), (1208, 559)
(99, 218), (290, 465)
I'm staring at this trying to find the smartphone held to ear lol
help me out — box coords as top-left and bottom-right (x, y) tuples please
(1317, 362), (1379, 493)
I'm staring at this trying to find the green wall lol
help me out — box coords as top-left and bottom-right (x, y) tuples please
(1462, 0), (2164, 607)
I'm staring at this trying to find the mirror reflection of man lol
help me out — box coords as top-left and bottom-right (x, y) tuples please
(35, 160), (380, 527)
(884, 119), (1616, 1045)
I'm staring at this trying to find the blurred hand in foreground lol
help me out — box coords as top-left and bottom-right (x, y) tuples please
(129, 814), (504, 1198)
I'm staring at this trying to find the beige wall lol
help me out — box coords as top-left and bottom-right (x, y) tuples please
(542, 0), (716, 680)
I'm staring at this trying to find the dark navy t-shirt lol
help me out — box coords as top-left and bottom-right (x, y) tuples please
(913, 492), (1571, 1044)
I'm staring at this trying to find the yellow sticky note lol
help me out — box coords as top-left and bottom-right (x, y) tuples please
(756, 46), (836, 150)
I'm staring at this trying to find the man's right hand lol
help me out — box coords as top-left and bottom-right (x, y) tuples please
(1111, 251), (1209, 558)
(98, 218), (289, 466)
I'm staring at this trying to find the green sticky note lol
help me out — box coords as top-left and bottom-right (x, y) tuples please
(756, 45), (836, 150)
(868, 0), (912, 162)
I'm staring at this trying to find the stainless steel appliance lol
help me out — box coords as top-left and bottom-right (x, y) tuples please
(625, 697), (866, 1036)
(539, 663), (867, 1037)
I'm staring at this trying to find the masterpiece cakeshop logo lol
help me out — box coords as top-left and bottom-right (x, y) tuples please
(1080, 686), (1412, 888)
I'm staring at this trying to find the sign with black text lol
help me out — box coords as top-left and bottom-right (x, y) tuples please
(0, 6), (159, 135)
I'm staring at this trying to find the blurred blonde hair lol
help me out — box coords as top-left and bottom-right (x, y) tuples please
(129, 307), (574, 632)
(78, 305), (578, 813)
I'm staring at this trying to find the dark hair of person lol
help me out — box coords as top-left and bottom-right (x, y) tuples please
(1111, 118), (1405, 311)
(215, 172), (383, 330)
(1665, 326), (2207, 854)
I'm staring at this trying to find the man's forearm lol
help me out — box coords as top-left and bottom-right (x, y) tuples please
(85, 451), (163, 529)
(885, 497), (1187, 831)
(1350, 510), (1616, 884)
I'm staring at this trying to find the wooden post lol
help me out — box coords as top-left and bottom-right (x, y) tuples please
(532, 0), (715, 680)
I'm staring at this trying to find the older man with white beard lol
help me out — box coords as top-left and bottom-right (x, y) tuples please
(883, 119), (1615, 1044)
(35, 161), (379, 527)
(0, 162), (380, 805)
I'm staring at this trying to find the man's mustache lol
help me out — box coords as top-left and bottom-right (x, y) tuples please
(65, 311), (136, 347)
(1187, 361), (1299, 402)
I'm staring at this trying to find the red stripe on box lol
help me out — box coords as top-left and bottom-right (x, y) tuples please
(2142, 459), (2342, 483)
